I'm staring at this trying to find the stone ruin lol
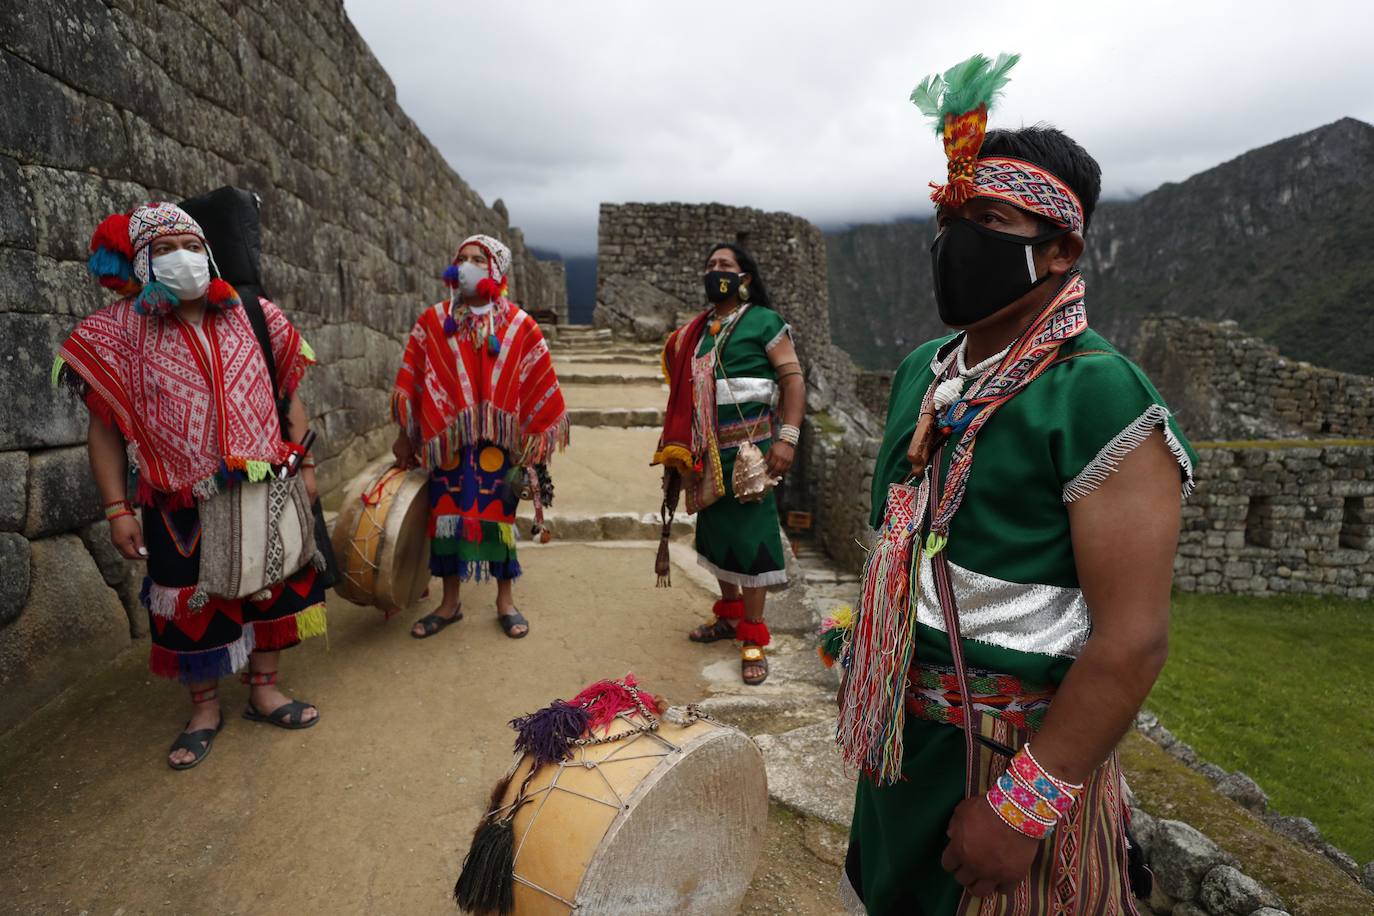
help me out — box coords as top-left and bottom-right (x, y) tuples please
(595, 205), (1374, 601)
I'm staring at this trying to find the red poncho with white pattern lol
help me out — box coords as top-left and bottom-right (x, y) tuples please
(392, 299), (569, 468)
(56, 296), (312, 504)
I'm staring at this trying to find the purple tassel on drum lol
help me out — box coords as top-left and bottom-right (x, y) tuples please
(509, 700), (589, 766)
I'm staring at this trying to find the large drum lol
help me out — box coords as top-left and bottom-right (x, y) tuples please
(462, 699), (768, 915)
(330, 456), (430, 616)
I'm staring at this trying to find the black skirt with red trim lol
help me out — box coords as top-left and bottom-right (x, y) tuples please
(140, 505), (327, 682)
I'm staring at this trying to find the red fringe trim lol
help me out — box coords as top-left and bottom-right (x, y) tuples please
(253, 612), (303, 650)
(712, 597), (746, 620)
(735, 619), (771, 647)
(149, 644), (181, 679)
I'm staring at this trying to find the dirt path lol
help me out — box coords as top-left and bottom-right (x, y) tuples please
(0, 545), (750, 915)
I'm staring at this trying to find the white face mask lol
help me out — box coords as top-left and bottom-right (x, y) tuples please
(151, 249), (211, 301)
(456, 260), (490, 298)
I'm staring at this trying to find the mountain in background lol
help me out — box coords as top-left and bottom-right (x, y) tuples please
(826, 118), (1374, 376)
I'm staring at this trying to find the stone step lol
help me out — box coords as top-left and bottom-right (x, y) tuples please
(544, 325), (611, 340)
(514, 511), (693, 541)
(557, 371), (662, 387)
(550, 339), (661, 354)
(556, 353), (660, 366)
(568, 407), (664, 427)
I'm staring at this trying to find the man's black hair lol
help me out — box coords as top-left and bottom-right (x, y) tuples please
(980, 124), (1102, 232)
(704, 243), (773, 308)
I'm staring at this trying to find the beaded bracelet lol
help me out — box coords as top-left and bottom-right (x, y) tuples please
(777, 424), (801, 446)
(104, 500), (135, 521)
(986, 743), (1083, 839)
(987, 773), (1055, 838)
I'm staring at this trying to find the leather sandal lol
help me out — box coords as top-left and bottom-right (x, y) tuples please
(499, 608), (529, 639)
(168, 686), (224, 771)
(741, 644), (769, 686)
(411, 604), (463, 639)
(689, 617), (737, 643)
(240, 670), (319, 730)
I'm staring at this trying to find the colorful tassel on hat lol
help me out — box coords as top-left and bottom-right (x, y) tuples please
(206, 277), (241, 310)
(442, 263), (461, 288)
(475, 277), (502, 301)
(133, 280), (178, 316)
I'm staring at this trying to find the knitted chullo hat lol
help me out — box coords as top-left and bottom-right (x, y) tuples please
(87, 201), (240, 316)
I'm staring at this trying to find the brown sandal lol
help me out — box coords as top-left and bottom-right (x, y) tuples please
(741, 644), (769, 686)
(689, 617), (737, 643)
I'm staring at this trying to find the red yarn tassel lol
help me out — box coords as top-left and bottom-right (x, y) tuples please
(571, 674), (648, 730)
(475, 277), (502, 301)
(206, 277), (241, 309)
(90, 213), (133, 258)
(463, 518), (483, 543)
(735, 619), (771, 647)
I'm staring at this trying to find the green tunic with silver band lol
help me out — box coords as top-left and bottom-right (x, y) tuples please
(844, 328), (1196, 915)
(692, 305), (792, 588)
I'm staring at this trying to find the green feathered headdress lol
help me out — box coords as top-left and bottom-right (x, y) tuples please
(910, 53), (1020, 206)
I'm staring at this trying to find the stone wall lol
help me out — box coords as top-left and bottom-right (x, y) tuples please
(595, 202), (860, 407)
(594, 201), (885, 564)
(1136, 315), (1374, 441)
(1176, 444), (1373, 600)
(0, 0), (565, 734)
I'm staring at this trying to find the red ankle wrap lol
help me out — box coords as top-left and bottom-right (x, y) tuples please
(712, 597), (745, 621)
(190, 687), (218, 704)
(240, 670), (277, 686)
(735, 619), (770, 647)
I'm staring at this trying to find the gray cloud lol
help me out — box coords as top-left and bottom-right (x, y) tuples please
(346, 0), (1374, 255)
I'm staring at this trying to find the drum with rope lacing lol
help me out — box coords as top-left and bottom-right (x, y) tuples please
(330, 456), (430, 617)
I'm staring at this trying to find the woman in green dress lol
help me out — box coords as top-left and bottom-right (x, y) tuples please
(653, 244), (806, 684)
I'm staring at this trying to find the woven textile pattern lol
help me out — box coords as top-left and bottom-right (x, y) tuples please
(57, 297), (308, 499)
(972, 157), (1085, 233)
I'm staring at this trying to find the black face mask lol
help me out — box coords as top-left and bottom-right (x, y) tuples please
(930, 219), (1068, 327)
(704, 270), (741, 304)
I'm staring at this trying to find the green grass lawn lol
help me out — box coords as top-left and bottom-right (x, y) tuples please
(1147, 591), (1374, 863)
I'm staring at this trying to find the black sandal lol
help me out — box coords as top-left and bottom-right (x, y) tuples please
(240, 671), (319, 730)
(499, 609), (529, 639)
(411, 605), (463, 639)
(168, 687), (224, 771)
(689, 618), (737, 643)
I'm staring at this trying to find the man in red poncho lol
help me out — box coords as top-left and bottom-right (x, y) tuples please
(392, 234), (569, 641)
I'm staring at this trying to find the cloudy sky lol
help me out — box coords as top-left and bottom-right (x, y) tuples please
(345, 0), (1374, 256)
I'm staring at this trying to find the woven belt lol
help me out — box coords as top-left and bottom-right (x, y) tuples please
(905, 663), (1055, 732)
(717, 413), (774, 451)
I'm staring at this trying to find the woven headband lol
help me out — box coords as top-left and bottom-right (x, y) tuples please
(958, 156), (1085, 233)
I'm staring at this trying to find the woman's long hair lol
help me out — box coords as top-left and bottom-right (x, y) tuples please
(705, 242), (772, 309)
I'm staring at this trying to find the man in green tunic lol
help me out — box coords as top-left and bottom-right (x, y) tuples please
(823, 55), (1195, 914)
